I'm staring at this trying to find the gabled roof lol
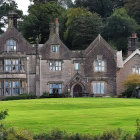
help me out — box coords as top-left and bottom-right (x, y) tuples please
(0, 27), (34, 54)
(85, 34), (116, 56)
(123, 49), (140, 65)
(40, 34), (70, 59)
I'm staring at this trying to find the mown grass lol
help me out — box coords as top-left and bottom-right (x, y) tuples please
(0, 98), (140, 134)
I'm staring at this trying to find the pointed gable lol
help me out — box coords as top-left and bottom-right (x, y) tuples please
(0, 27), (34, 54)
(40, 34), (70, 60)
(85, 34), (116, 60)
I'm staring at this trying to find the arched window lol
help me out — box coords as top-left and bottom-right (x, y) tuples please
(6, 39), (17, 52)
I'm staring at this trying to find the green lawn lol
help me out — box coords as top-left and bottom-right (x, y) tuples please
(0, 98), (140, 134)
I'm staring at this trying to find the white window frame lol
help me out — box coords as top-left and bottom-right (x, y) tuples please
(49, 60), (62, 71)
(93, 82), (105, 94)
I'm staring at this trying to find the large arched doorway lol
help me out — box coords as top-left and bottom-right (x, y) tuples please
(73, 84), (82, 97)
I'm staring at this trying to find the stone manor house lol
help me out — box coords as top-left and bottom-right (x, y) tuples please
(0, 11), (139, 97)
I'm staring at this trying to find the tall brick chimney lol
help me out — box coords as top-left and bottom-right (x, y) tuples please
(8, 11), (18, 28)
(49, 23), (55, 37)
(128, 33), (138, 56)
(55, 18), (59, 35)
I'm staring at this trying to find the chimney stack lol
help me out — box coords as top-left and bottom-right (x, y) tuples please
(128, 33), (138, 56)
(8, 11), (18, 28)
(55, 18), (59, 35)
(49, 23), (55, 37)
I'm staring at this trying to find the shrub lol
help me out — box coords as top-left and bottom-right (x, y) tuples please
(134, 119), (140, 140)
(0, 110), (8, 120)
(122, 74), (140, 98)
(2, 94), (37, 101)
(40, 93), (70, 98)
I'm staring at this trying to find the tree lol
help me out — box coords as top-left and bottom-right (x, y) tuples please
(74, 0), (123, 18)
(103, 8), (138, 53)
(124, 0), (140, 24)
(65, 13), (102, 50)
(123, 74), (140, 97)
(19, 2), (65, 43)
(0, 0), (23, 34)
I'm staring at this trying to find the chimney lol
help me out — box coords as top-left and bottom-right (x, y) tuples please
(55, 18), (59, 35)
(128, 33), (138, 56)
(49, 23), (55, 37)
(8, 11), (18, 28)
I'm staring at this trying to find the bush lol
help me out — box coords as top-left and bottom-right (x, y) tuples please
(134, 119), (140, 140)
(40, 93), (70, 98)
(2, 94), (37, 101)
(122, 74), (140, 98)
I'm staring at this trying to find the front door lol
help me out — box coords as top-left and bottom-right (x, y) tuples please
(73, 84), (82, 97)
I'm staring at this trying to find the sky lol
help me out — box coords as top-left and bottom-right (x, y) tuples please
(15, 0), (31, 15)
(15, 0), (75, 15)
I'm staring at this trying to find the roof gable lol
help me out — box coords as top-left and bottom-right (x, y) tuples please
(123, 49), (140, 65)
(85, 34), (116, 57)
(0, 27), (34, 54)
(40, 34), (70, 60)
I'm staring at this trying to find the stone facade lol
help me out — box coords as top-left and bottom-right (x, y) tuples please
(3, 12), (139, 97)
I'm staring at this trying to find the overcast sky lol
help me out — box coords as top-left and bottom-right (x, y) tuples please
(15, 0), (31, 15)
(15, 0), (75, 15)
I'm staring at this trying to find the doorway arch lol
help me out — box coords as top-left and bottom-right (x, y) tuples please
(73, 84), (83, 97)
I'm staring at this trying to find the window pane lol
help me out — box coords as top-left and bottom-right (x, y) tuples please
(93, 83), (97, 93)
(101, 83), (104, 94)
(97, 83), (100, 94)
(75, 63), (79, 70)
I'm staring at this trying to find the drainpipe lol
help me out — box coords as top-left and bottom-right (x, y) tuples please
(40, 55), (42, 96)
(27, 56), (30, 94)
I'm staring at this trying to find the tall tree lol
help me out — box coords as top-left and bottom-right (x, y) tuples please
(0, 0), (23, 34)
(124, 0), (140, 24)
(103, 8), (138, 53)
(74, 0), (123, 17)
(19, 2), (65, 44)
(65, 13), (103, 49)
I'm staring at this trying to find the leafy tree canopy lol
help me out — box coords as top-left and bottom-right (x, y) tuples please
(65, 12), (102, 49)
(103, 8), (139, 53)
(0, 0), (23, 34)
(74, 0), (123, 18)
(19, 2), (65, 44)
(124, 0), (140, 24)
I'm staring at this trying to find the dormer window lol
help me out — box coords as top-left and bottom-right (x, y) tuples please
(7, 39), (17, 52)
(51, 45), (59, 53)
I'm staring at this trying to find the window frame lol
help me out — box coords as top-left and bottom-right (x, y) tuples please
(5, 80), (26, 96)
(93, 81), (105, 94)
(49, 60), (62, 71)
(6, 39), (17, 52)
(51, 44), (59, 53)
(5, 58), (25, 73)
(132, 67), (140, 74)
(49, 83), (62, 94)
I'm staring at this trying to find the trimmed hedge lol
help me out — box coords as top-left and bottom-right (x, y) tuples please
(2, 94), (37, 101)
